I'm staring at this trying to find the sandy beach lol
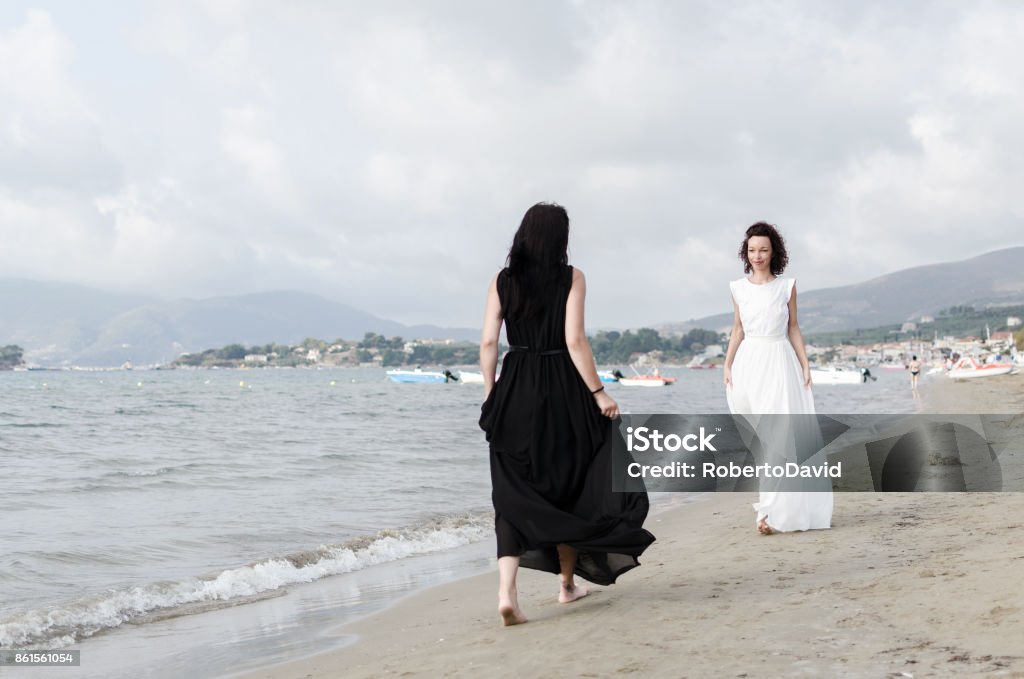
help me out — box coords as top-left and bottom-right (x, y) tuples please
(232, 374), (1024, 679)
(922, 370), (1024, 414)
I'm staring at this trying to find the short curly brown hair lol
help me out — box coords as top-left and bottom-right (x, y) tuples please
(739, 221), (789, 275)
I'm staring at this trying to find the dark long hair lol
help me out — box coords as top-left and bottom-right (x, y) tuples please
(503, 202), (570, 320)
(739, 221), (789, 275)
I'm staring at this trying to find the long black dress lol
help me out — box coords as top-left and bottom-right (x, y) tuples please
(479, 265), (655, 586)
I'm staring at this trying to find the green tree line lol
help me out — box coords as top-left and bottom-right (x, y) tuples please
(168, 328), (724, 369)
(589, 328), (723, 363)
(806, 304), (1024, 347)
(0, 344), (24, 369)
(171, 333), (482, 368)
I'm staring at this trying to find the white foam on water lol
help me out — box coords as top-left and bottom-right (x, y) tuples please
(0, 512), (492, 649)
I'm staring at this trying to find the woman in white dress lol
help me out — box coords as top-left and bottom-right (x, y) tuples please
(723, 222), (832, 535)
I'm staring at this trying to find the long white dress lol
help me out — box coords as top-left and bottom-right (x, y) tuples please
(726, 276), (832, 532)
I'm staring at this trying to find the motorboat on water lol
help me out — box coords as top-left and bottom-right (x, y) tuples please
(386, 368), (458, 383)
(619, 372), (677, 387)
(618, 358), (677, 387)
(947, 357), (1018, 380)
(619, 375), (670, 387)
(598, 369), (625, 383)
(810, 365), (871, 385)
(458, 370), (485, 384)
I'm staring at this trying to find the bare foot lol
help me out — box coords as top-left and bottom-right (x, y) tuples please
(498, 595), (527, 626)
(757, 517), (775, 535)
(558, 580), (590, 604)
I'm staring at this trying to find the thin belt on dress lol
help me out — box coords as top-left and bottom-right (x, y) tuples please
(742, 334), (787, 343)
(508, 345), (567, 356)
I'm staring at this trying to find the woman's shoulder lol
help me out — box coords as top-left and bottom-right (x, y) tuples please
(781, 276), (797, 301)
(493, 268), (510, 293)
(558, 264), (581, 286)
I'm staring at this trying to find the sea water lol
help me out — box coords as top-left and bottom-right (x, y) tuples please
(0, 366), (919, 677)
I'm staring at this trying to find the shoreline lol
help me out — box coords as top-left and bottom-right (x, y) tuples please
(231, 491), (1024, 679)
(922, 370), (1024, 414)
(229, 373), (1024, 678)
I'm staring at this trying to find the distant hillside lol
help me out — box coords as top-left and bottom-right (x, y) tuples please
(0, 279), (155, 363)
(0, 281), (478, 366)
(661, 246), (1024, 335)
(5, 246), (1021, 366)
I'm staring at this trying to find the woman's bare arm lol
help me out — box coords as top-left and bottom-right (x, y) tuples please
(480, 274), (502, 399)
(786, 282), (812, 387)
(723, 295), (744, 387)
(565, 268), (619, 418)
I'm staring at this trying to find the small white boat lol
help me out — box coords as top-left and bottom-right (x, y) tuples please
(810, 365), (865, 385)
(619, 374), (676, 387)
(458, 370), (499, 384)
(947, 357), (1017, 380)
(386, 368), (457, 383)
(598, 370), (624, 383)
(618, 359), (677, 387)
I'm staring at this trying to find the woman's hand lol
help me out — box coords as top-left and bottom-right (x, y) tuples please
(594, 390), (619, 419)
(802, 365), (812, 388)
(483, 387), (491, 403)
(723, 365), (732, 388)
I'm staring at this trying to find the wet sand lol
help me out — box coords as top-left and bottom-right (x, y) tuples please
(231, 373), (1024, 678)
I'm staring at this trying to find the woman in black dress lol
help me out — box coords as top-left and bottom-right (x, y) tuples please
(479, 203), (656, 626)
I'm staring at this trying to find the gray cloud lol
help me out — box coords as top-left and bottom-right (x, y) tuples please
(1, 1), (1021, 330)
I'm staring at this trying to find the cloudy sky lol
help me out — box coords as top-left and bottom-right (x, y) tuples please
(1, 1), (1022, 329)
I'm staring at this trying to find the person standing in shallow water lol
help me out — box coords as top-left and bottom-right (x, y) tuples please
(723, 221), (833, 535)
(478, 202), (656, 626)
(909, 355), (922, 395)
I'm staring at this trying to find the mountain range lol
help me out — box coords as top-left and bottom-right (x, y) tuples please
(2, 246), (1021, 366)
(0, 281), (477, 366)
(660, 246), (1024, 336)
